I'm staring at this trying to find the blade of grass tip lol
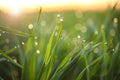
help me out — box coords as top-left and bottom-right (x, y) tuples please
(37, 23), (62, 80)
(51, 42), (100, 80)
(0, 26), (29, 37)
(76, 55), (103, 80)
(37, 26), (56, 80)
(33, 7), (42, 35)
(36, 7), (42, 25)
(50, 49), (77, 80)
(40, 28), (56, 80)
(46, 22), (63, 80)
(44, 27), (56, 65)
(0, 48), (16, 55)
(1, 53), (23, 69)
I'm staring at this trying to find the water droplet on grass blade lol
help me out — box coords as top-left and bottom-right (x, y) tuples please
(112, 48), (115, 51)
(80, 26), (87, 33)
(36, 50), (40, 54)
(57, 14), (60, 18)
(104, 42), (107, 44)
(113, 18), (118, 23)
(22, 42), (25, 45)
(82, 40), (86, 43)
(110, 29), (115, 37)
(13, 58), (17, 63)
(34, 36), (38, 39)
(7, 60), (10, 62)
(2, 31), (5, 34)
(95, 30), (98, 35)
(77, 35), (81, 39)
(35, 42), (38, 46)
(94, 48), (99, 53)
(101, 25), (105, 29)
(28, 24), (33, 30)
(60, 18), (63, 22)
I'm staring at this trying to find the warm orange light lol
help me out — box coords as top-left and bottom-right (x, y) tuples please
(0, 0), (119, 14)
(10, 7), (21, 16)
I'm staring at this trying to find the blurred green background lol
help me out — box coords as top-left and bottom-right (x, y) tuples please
(0, 7), (120, 80)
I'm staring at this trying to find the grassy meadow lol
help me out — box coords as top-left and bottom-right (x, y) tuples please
(0, 6), (120, 80)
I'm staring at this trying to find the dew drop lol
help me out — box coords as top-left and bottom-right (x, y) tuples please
(57, 14), (60, 18)
(113, 18), (118, 23)
(77, 35), (81, 39)
(35, 42), (38, 46)
(112, 48), (115, 51)
(36, 50), (40, 54)
(2, 31), (5, 34)
(13, 58), (17, 63)
(94, 48), (99, 53)
(80, 26), (87, 33)
(7, 60), (10, 62)
(82, 40), (86, 43)
(101, 25), (105, 29)
(110, 29), (115, 37)
(15, 46), (17, 48)
(60, 18), (63, 22)
(28, 24), (33, 30)
(22, 42), (25, 45)
(104, 42), (107, 44)
(34, 36), (38, 39)
(95, 30), (98, 35)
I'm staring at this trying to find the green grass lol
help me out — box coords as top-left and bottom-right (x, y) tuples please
(0, 6), (120, 80)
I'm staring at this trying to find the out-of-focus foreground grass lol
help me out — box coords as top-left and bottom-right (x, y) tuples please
(0, 6), (120, 80)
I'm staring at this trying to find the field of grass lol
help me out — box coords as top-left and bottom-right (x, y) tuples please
(0, 6), (120, 80)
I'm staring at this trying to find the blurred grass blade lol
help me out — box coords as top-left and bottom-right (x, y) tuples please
(0, 48), (16, 55)
(46, 23), (63, 80)
(1, 53), (23, 68)
(76, 56), (103, 80)
(25, 37), (34, 55)
(50, 49), (77, 80)
(0, 26), (29, 37)
(36, 7), (42, 24)
(43, 27), (56, 65)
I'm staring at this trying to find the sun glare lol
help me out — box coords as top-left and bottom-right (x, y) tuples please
(11, 7), (21, 16)
(0, 0), (119, 14)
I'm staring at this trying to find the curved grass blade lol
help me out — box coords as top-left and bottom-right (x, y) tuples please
(1, 53), (23, 69)
(0, 26), (29, 37)
(76, 56), (103, 80)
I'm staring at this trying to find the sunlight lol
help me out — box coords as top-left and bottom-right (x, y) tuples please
(10, 7), (21, 16)
(0, 0), (119, 14)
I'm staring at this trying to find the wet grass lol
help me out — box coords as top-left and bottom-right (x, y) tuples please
(0, 6), (120, 80)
